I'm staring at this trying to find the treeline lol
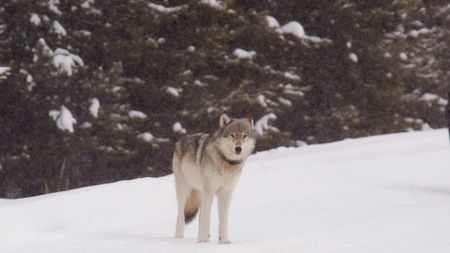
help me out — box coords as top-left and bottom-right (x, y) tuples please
(0, 0), (448, 198)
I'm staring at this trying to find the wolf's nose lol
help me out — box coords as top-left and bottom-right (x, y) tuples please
(235, 147), (242, 154)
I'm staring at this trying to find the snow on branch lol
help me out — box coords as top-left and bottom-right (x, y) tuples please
(30, 14), (41, 26)
(200, 0), (224, 10)
(138, 132), (154, 142)
(49, 106), (77, 133)
(266, 16), (331, 44)
(233, 48), (256, 60)
(281, 22), (305, 38)
(52, 48), (84, 76)
(173, 122), (187, 134)
(255, 113), (278, 135)
(52, 21), (67, 36)
(147, 3), (186, 13)
(35, 39), (84, 76)
(129, 110), (147, 119)
(89, 98), (100, 118)
(0, 67), (11, 81)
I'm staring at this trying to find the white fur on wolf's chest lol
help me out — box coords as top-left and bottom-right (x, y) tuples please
(180, 159), (242, 191)
(205, 164), (243, 192)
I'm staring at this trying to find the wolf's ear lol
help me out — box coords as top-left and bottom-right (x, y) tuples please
(244, 113), (254, 126)
(219, 113), (232, 128)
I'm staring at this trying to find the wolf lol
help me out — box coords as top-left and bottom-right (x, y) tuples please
(172, 113), (256, 244)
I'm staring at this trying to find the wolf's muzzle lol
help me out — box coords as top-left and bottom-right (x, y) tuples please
(235, 146), (242, 154)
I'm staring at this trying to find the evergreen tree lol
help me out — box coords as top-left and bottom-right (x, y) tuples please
(0, 0), (447, 197)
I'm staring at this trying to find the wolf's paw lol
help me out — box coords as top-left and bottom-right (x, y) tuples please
(198, 238), (210, 243)
(219, 236), (231, 244)
(174, 234), (184, 239)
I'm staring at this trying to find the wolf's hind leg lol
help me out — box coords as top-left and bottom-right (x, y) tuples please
(174, 177), (189, 238)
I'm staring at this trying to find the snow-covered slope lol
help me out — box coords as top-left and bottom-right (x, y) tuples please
(1, 129), (449, 253)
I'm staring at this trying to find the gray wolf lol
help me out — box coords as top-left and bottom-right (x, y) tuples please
(172, 113), (256, 243)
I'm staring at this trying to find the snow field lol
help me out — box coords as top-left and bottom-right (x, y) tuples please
(1, 129), (449, 253)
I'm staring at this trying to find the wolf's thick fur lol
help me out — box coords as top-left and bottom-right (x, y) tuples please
(172, 114), (256, 243)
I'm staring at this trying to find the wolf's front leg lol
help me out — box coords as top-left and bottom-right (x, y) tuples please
(217, 190), (233, 244)
(198, 191), (214, 242)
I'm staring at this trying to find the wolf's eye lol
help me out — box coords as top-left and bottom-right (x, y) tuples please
(243, 134), (248, 139)
(229, 133), (235, 138)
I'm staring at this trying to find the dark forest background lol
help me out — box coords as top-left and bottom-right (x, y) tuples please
(0, 0), (448, 198)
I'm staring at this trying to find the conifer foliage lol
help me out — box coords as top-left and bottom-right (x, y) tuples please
(0, 0), (448, 197)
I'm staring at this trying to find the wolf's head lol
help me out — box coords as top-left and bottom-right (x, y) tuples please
(214, 113), (256, 162)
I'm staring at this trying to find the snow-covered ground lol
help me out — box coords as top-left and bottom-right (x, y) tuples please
(1, 129), (449, 253)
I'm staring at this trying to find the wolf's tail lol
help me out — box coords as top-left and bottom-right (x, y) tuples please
(184, 189), (200, 223)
